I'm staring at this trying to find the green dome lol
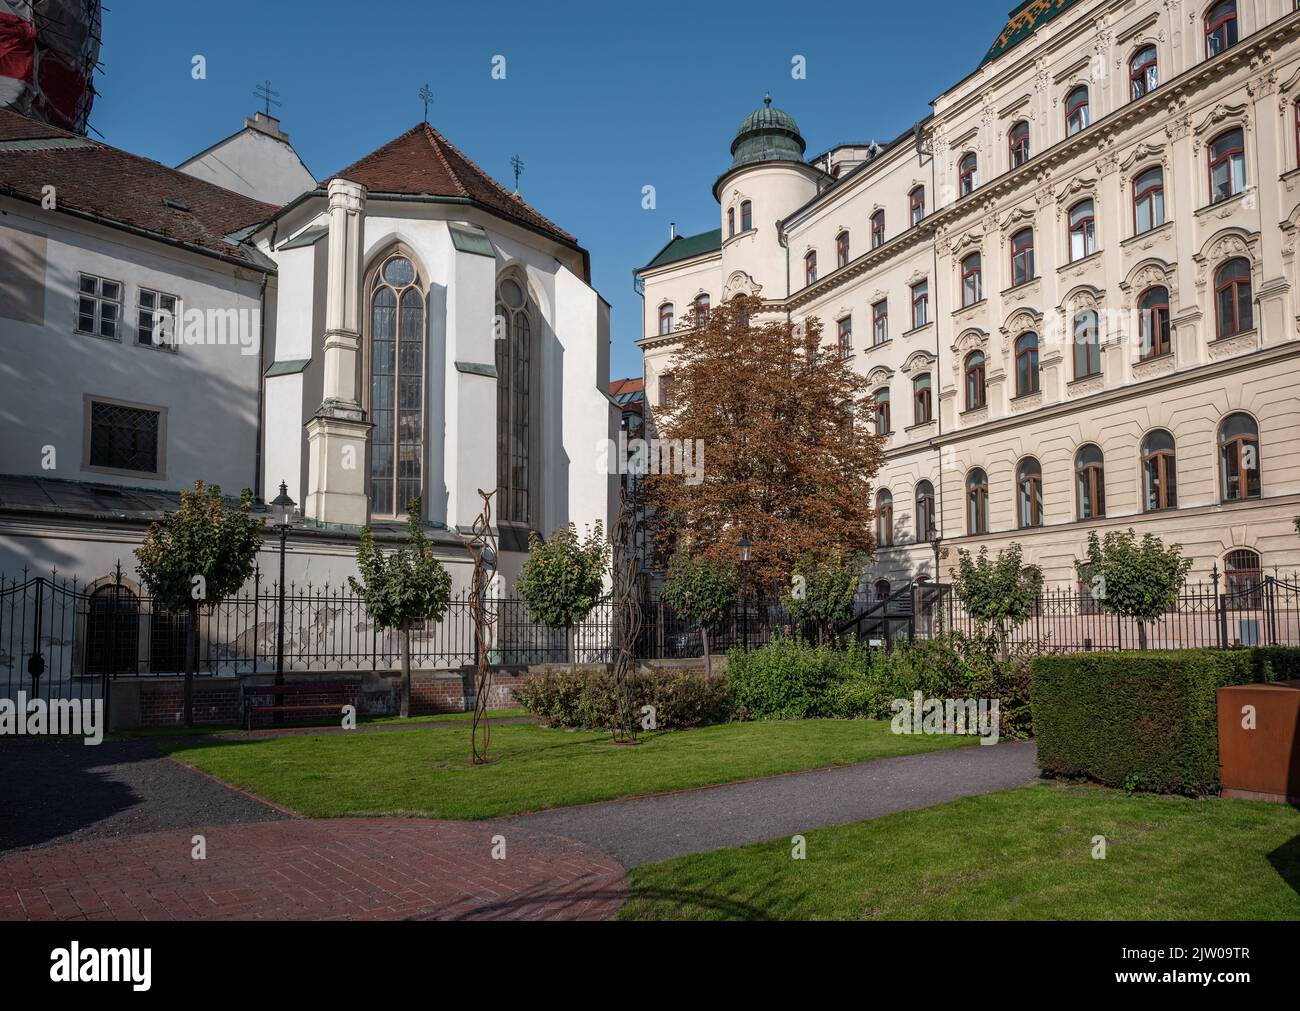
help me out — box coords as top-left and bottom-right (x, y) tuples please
(729, 93), (806, 170)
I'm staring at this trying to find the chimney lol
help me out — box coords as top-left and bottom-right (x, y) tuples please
(245, 111), (290, 142)
(669, 222), (676, 240)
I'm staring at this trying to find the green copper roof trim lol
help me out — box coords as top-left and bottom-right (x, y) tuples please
(264, 358), (311, 377)
(980, 0), (1084, 69)
(729, 93), (806, 170)
(449, 222), (496, 258)
(277, 225), (328, 251)
(642, 228), (723, 271)
(455, 360), (498, 378)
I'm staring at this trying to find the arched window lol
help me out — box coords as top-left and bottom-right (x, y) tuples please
(873, 386), (891, 434)
(961, 252), (983, 305)
(1017, 458), (1043, 528)
(915, 480), (936, 541)
(837, 316), (852, 358)
(658, 302), (674, 335)
(1065, 86), (1090, 136)
(1219, 412), (1261, 501)
(872, 299), (889, 345)
(693, 293), (710, 326)
(965, 350), (986, 410)
(497, 275), (534, 524)
(876, 489), (894, 546)
(1009, 121), (1030, 167)
(911, 280), (929, 329)
(740, 200), (753, 231)
(727, 207), (735, 237)
(1133, 167), (1165, 234)
(1075, 444), (1106, 520)
(836, 230), (850, 268)
(369, 252), (425, 519)
(1068, 200), (1096, 261)
(804, 250), (818, 287)
(1010, 228), (1035, 286)
(1130, 46), (1159, 99)
(874, 578), (891, 601)
(1214, 258), (1253, 338)
(1142, 429), (1177, 511)
(1073, 309), (1101, 379)
(1015, 332), (1040, 397)
(1224, 547), (1263, 608)
(871, 210), (886, 248)
(1205, 1), (1238, 58)
(1138, 286), (1171, 360)
(966, 468), (989, 535)
(910, 186), (926, 226)
(913, 373), (932, 425)
(1208, 128), (1245, 203)
(959, 152), (978, 196)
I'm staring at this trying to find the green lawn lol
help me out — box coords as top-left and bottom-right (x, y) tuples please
(163, 719), (974, 820)
(111, 709), (533, 741)
(622, 783), (1300, 920)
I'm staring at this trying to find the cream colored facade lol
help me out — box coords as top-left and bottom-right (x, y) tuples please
(638, 0), (1300, 589)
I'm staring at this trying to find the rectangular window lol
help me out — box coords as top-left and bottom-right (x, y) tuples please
(77, 273), (123, 340)
(87, 399), (162, 476)
(137, 287), (179, 349)
(872, 300), (888, 345)
(837, 316), (852, 358)
(911, 280), (929, 329)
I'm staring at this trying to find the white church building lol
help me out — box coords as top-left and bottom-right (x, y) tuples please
(0, 105), (616, 593)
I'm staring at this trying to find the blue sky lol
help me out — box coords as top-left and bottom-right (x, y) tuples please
(92, 0), (1013, 380)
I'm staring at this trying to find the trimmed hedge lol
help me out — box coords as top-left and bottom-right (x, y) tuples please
(1031, 647), (1300, 796)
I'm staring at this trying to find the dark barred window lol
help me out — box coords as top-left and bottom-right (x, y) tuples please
(89, 401), (160, 474)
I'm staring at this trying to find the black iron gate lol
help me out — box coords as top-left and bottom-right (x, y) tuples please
(0, 570), (109, 711)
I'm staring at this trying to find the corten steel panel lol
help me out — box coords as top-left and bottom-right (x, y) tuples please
(1216, 680), (1300, 803)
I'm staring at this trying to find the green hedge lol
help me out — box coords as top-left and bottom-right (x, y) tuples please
(1031, 647), (1300, 796)
(517, 666), (733, 731)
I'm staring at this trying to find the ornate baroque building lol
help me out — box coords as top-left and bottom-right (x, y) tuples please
(637, 0), (1300, 593)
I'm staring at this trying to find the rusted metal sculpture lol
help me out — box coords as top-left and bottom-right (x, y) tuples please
(467, 489), (498, 764)
(610, 484), (645, 743)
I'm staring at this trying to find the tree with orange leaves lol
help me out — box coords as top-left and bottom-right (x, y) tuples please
(646, 295), (885, 596)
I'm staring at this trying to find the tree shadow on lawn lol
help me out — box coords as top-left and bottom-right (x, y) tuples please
(1266, 814), (1300, 897)
(623, 883), (776, 921)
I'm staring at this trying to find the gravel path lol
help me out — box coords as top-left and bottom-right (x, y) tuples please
(0, 739), (286, 853)
(502, 740), (1041, 867)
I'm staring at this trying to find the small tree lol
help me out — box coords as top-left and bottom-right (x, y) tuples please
(135, 481), (262, 726)
(349, 499), (453, 718)
(661, 553), (740, 676)
(1077, 528), (1192, 649)
(514, 522), (609, 674)
(781, 551), (861, 643)
(951, 543), (1042, 657)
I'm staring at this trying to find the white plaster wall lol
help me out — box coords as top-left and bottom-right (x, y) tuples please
(262, 373), (304, 503)
(178, 128), (316, 206)
(0, 200), (264, 494)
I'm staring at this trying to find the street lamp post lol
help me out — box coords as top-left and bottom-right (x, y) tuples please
(270, 482), (297, 720)
(930, 533), (945, 635)
(738, 534), (752, 651)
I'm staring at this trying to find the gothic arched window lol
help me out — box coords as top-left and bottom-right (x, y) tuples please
(497, 276), (533, 525)
(369, 252), (425, 518)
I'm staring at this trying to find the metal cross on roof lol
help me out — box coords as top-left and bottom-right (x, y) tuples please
(510, 153), (524, 193)
(254, 79), (281, 117)
(419, 83), (434, 123)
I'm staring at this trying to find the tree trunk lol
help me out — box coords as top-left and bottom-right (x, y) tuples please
(567, 622), (576, 676)
(1137, 620), (1148, 651)
(701, 623), (712, 677)
(184, 604), (198, 727)
(400, 627), (411, 719)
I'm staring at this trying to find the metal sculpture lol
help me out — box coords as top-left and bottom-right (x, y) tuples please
(467, 489), (499, 764)
(610, 484), (645, 743)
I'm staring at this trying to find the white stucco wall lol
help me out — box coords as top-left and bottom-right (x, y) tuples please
(178, 124), (316, 207)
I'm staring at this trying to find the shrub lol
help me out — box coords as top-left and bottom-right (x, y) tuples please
(517, 666), (733, 731)
(726, 635), (866, 719)
(1031, 647), (1300, 796)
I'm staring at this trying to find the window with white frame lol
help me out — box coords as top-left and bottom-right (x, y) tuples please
(77, 273), (123, 340)
(137, 287), (179, 349)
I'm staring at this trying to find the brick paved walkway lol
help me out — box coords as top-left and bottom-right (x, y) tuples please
(0, 818), (626, 921)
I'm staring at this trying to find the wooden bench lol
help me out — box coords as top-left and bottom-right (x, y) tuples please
(241, 680), (354, 730)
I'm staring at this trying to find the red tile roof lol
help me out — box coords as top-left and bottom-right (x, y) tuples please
(328, 122), (578, 247)
(610, 378), (644, 397)
(0, 109), (277, 265)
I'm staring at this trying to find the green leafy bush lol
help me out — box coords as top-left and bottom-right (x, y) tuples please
(1031, 647), (1300, 795)
(726, 635), (867, 719)
(518, 666), (733, 731)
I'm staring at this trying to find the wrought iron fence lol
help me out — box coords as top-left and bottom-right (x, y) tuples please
(3, 563), (1299, 704)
